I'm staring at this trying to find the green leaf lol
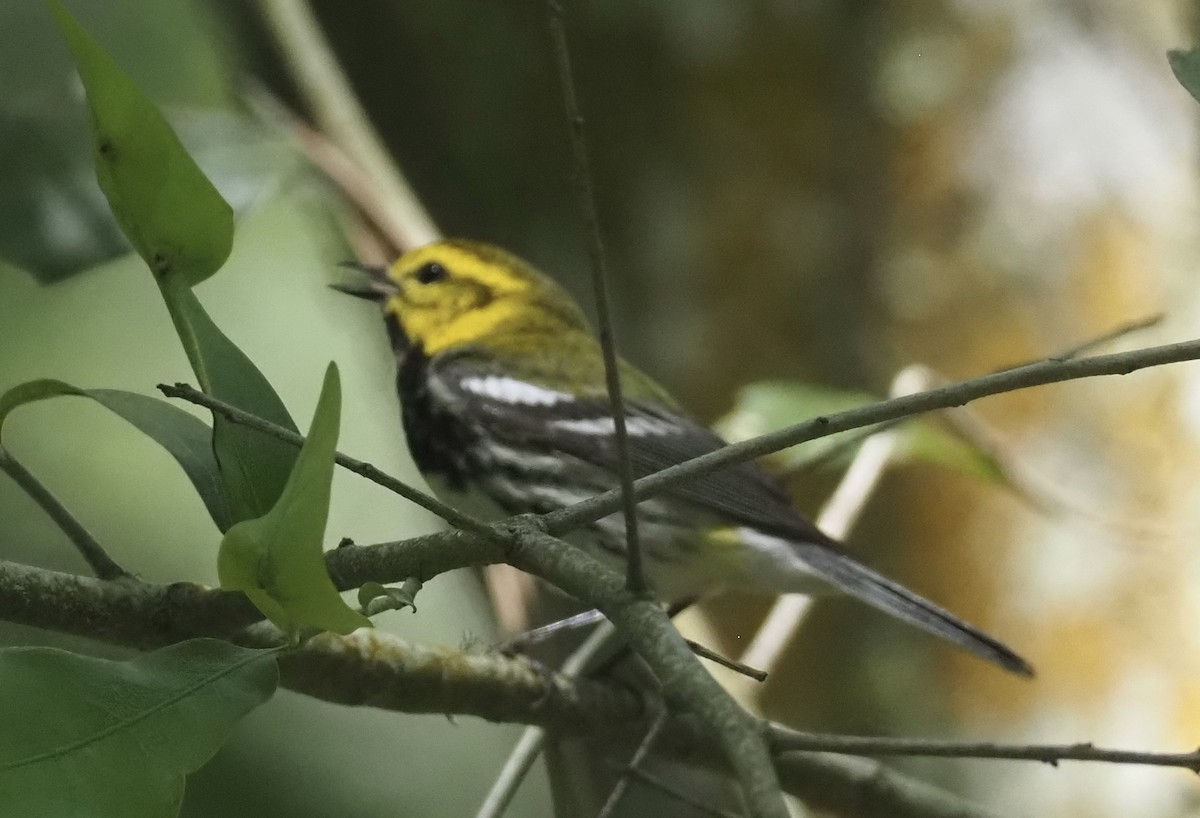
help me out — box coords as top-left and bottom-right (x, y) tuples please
(161, 274), (300, 524)
(0, 639), (278, 818)
(714, 380), (1005, 484)
(52, 5), (300, 524)
(713, 381), (879, 469)
(50, 3), (233, 285)
(1169, 48), (1200, 107)
(358, 578), (422, 617)
(0, 104), (127, 282)
(218, 364), (371, 636)
(899, 422), (1005, 484)
(0, 379), (232, 531)
(1, 106), (299, 284)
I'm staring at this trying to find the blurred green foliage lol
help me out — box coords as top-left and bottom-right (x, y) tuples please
(0, 3), (550, 816)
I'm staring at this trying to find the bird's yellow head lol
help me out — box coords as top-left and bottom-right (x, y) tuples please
(337, 240), (592, 359)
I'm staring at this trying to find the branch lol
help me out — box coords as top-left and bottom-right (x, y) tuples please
(773, 751), (1008, 818)
(547, 0), (645, 596)
(316, 337), (1200, 597)
(0, 558), (642, 731)
(505, 522), (789, 818)
(0, 450), (127, 580)
(769, 727), (1200, 771)
(0, 556), (1009, 816)
(544, 336), (1200, 535)
(14, 548), (1193, 780)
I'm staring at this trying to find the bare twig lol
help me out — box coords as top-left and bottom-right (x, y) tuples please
(596, 709), (671, 818)
(544, 336), (1200, 536)
(474, 728), (547, 818)
(476, 620), (619, 818)
(156, 382), (493, 538)
(621, 765), (745, 818)
(769, 727), (1200, 771)
(782, 313), (1165, 479)
(1039, 313), (1163, 364)
(257, 0), (438, 251)
(0, 450), (127, 580)
(773, 751), (1006, 818)
(686, 639), (768, 683)
(547, 0), (645, 596)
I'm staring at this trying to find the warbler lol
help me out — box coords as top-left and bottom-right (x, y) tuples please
(336, 239), (1032, 676)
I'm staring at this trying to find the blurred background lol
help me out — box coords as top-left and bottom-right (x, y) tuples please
(2, 1), (1200, 816)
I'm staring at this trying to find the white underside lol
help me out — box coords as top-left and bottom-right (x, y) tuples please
(425, 475), (836, 602)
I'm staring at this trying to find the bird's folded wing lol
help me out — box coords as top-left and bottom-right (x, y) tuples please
(434, 355), (838, 548)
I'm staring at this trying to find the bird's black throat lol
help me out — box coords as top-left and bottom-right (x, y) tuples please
(394, 341), (478, 491)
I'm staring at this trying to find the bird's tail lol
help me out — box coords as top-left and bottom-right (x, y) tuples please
(796, 542), (1034, 677)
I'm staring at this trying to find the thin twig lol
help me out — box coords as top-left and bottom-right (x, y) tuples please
(474, 728), (547, 818)
(546, 0), (645, 597)
(620, 765), (745, 818)
(257, 0), (438, 251)
(777, 420), (893, 477)
(768, 726), (1200, 770)
(543, 336), (1200, 537)
(476, 620), (619, 818)
(0, 450), (127, 580)
(686, 639), (768, 683)
(156, 382), (494, 539)
(1041, 313), (1164, 364)
(781, 313), (1165, 479)
(596, 708), (671, 818)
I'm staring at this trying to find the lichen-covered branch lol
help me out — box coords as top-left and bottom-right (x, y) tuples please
(0, 556), (1010, 817)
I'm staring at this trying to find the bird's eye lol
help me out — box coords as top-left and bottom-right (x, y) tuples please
(414, 262), (448, 285)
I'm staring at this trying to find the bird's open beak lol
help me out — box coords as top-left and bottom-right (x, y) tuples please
(330, 261), (399, 302)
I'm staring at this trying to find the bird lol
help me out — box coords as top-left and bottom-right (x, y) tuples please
(334, 239), (1032, 677)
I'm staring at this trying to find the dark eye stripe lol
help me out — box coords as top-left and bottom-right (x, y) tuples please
(415, 262), (447, 284)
